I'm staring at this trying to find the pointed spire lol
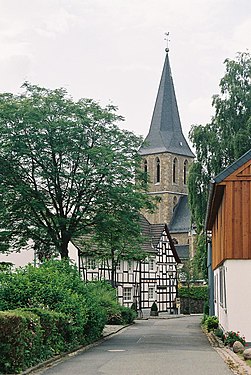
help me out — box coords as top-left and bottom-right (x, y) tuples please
(139, 50), (195, 158)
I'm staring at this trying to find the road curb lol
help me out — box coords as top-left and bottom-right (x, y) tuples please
(204, 329), (251, 375)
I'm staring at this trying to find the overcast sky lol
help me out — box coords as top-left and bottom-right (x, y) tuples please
(0, 0), (250, 142)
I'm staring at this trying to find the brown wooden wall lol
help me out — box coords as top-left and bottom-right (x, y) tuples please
(212, 161), (251, 270)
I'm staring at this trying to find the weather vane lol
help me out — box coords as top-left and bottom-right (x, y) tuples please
(164, 32), (170, 52)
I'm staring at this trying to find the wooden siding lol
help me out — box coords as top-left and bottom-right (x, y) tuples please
(212, 168), (251, 270)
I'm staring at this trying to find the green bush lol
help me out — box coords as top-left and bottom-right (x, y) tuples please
(0, 310), (42, 374)
(178, 286), (208, 300)
(21, 308), (72, 355)
(150, 302), (158, 311)
(0, 260), (130, 372)
(205, 315), (219, 332)
(108, 305), (137, 325)
(223, 331), (246, 347)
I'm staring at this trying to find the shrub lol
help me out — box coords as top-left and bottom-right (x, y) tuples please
(108, 305), (137, 325)
(178, 286), (208, 300)
(223, 331), (246, 347)
(205, 316), (219, 332)
(21, 308), (72, 355)
(0, 310), (42, 374)
(150, 302), (158, 312)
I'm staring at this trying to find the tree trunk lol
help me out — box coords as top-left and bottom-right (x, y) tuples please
(60, 236), (70, 259)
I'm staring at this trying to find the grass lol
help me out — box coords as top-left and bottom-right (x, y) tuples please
(237, 353), (251, 368)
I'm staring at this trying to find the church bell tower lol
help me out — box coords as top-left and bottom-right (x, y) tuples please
(139, 48), (195, 226)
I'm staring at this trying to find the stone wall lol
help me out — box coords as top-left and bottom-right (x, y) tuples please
(180, 297), (205, 314)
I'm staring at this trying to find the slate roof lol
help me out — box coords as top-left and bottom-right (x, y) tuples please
(175, 245), (189, 260)
(168, 195), (191, 233)
(139, 52), (195, 158)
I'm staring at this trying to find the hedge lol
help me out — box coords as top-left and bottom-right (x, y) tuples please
(178, 286), (208, 300)
(0, 260), (137, 373)
(0, 310), (43, 374)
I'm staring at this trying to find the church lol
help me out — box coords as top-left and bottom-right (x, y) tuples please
(74, 48), (195, 315)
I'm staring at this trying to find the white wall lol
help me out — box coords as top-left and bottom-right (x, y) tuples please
(214, 259), (251, 342)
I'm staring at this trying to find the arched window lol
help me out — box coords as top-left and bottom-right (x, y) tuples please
(184, 160), (188, 185)
(156, 157), (160, 183)
(173, 158), (177, 183)
(173, 196), (177, 211)
(144, 159), (148, 174)
(143, 159), (148, 182)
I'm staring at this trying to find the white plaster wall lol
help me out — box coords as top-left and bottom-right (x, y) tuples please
(214, 260), (251, 342)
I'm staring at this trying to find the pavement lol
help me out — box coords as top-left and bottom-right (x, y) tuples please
(21, 314), (251, 375)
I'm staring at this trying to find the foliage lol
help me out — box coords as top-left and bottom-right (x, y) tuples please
(21, 308), (72, 355)
(0, 83), (154, 259)
(150, 301), (158, 312)
(0, 310), (43, 374)
(0, 260), (125, 344)
(214, 327), (224, 340)
(108, 305), (137, 325)
(223, 331), (246, 347)
(178, 286), (208, 300)
(204, 315), (219, 332)
(188, 52), (251, 277)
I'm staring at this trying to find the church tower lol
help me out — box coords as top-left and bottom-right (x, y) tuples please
(139, 49), (195, 231)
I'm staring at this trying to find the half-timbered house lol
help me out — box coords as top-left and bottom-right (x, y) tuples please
(206, 148), (251, 342)
(73, 217), (181, 316)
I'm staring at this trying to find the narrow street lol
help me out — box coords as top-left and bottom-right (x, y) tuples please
(36, 316), (232, 375)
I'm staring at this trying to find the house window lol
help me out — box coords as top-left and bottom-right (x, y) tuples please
(148, 287), (155, 300)
(173, 158), (177, 183)
(149, 259), (155, 271)
(123, 287), (132, 301)
(128, 261), (132, 271)
(87, 258), (96, 270)
(156, 157), (160, 183)
(184, 160), (188, 185)
(116, 260), (121, 270)
(219, 267), (227, 309)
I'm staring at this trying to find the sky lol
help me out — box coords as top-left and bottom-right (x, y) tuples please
(0, 0), (250, 143)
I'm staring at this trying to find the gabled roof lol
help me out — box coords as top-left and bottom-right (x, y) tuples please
(139, 51), (195, 158)
(168, 195), (191, 233)
(214, 148), (251, 183)
(205, 148), (251, 230)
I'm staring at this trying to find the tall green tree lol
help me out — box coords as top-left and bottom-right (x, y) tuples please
(0, 83), (154, 259)
(188, 52), (251, 277)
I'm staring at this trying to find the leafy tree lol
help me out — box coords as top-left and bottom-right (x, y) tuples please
(0, 83), (154, 258)
(188, 52), (251, 277)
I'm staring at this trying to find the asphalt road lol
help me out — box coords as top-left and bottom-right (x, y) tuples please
(37, 316), (232, 375)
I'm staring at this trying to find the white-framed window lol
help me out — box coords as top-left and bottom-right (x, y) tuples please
(116, 260), (121, 270)
(219, 266), (227, 310)
(123, 287), (132, 301)
(149, 258), (155, 271)
(87, 258), (96, 270)
(148, 286), (155, 300)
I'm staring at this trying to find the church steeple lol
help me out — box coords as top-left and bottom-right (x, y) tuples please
(139, 50), (195, 158)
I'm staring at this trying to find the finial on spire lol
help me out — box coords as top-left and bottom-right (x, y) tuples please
(164, 32), (170, 53)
